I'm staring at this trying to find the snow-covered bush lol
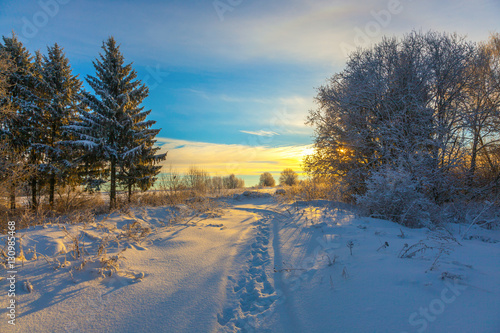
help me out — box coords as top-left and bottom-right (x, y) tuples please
(439, 200), (500, 230)
(356, 168), (434, 227)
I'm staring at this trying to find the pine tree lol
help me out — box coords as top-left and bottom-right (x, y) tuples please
(71, 37), (165, 208)
(35, 43), (82, 208)
(0, 34), (40, 209)
(118, 130), (167, 202)
(0, 51), (16, 207)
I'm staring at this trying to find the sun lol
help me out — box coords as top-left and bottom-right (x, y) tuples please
(301, 147), (315, 157)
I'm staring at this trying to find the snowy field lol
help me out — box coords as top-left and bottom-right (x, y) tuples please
(1, 192), (499, 332)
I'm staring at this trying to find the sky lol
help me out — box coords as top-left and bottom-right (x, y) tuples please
(1, 0), (499, 185)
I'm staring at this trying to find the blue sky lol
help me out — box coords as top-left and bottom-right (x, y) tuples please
(1, 0), (499, 184)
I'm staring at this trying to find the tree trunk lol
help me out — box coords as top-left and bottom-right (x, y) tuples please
(110, 158), (116, 209)
(468, 127), (480, 183)
(49, 174), (55, 209)
(31, 177), (37, 210)
(479, 135), (497, 175)
(9, 183), (16, 210)
(128, 183), (132, 203)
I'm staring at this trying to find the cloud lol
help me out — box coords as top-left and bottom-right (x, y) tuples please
(186, 89), (272, 104)
(184, 89), (315, 132)
(5, 0), (498, 70)
(209, 0), (499, 65)
(156, 137), (312, 176)
(240, 130), (279, 137)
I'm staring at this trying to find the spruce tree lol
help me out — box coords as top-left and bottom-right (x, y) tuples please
(118, 129), (167, 202)
(0, 34), (40, 209)
(35, 43), (82, 208)
(0, 51), (16, 207)
(72, 37), (165, 208)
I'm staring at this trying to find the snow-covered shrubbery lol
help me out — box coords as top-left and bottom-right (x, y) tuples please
(305, 31), (500, 220)
(440, 200), (500, 231)
(356, 169), (434, 228)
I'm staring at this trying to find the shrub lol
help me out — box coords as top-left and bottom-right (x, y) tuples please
(185, 166), (210, 193)
(259, 172), (275, 187)
(279, 168), (298, 186)
(356, 168), (434, 227)
(223, 174), (245, 189)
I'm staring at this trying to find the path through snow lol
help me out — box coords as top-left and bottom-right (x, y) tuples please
(1, 195), (499, 332)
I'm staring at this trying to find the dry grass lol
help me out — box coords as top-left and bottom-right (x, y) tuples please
(186, 197), (228, 219)
(275, 179), (337, 203)
(119, 221), (151, 242)
(131, 190), (191, 207)
(0, 180), (238, 233)
(51, 186), (107, 214)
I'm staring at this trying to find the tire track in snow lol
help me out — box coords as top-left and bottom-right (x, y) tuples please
(217, 213), (278, 332)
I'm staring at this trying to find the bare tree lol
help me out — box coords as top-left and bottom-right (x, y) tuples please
(223, 174), (244, 189)
(210, 176), (224, 194)
(279, 168), (298, 186)
(166, 165), (184, 193)
(463, 33), (500, 188)
(185, 166), (210, 193)
(423, 32), (476, 201)
(259, 172), (275, 187)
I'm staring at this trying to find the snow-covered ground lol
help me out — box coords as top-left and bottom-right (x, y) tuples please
(1, 192), (499, 332)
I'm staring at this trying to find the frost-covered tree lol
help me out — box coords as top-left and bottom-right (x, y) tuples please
(0, 34), (41, 209)
(279, 168), (298, 186)
(306, 31), (476, 202)
(118, 136), (167, 202)
(423, 32), (476, 201)
(0, 52), (21, 209)
(0, 53), (13, 122)
(259, 172), (275, 187)
(35, 43), (82, 208)
(0, 49), (15, 208)
(463, 33), (500, 187)
(70, 37), (165, 208)
(356, 167), (433, 227)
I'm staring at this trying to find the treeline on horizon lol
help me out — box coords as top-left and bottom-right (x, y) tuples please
(0, 34), (167, 211)
(154, 167), (299, 193)
(157, 166), (245, 194)
(305, 31), (500, 227)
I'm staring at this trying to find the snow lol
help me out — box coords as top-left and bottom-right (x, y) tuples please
(1, 194), (499, 332)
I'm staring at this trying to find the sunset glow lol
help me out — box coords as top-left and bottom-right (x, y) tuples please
(158, 138), (310, 179)
(1, 0), (497, 186)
